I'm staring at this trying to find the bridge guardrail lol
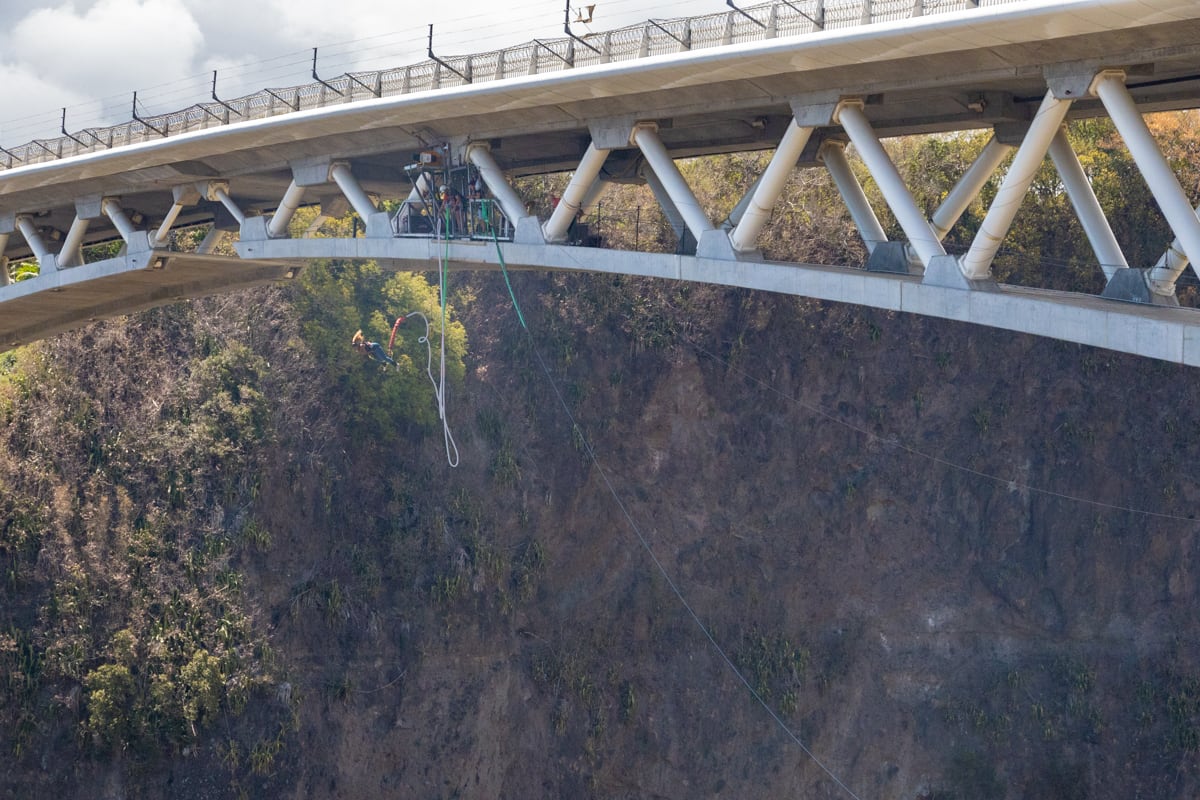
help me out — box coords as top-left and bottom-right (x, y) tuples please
(393, 199), (513, 241)
(0, 0), (1013, 171)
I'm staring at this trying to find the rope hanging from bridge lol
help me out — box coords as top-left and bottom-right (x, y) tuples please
(483, 199), (527, 329)
(376, 191), (461, 467)
(394, 309), (458, 467)
(430, 203), (460, 467)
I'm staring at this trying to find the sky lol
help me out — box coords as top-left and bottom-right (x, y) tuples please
(0, 0), (726, 146)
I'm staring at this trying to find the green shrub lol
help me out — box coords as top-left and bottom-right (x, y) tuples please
(83, 664), (135, 749)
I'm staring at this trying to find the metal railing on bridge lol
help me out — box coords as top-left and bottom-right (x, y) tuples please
(393, 199), (513, 241)
(0, 0), (1012, 170)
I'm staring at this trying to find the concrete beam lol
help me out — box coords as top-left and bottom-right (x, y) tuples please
(230, 234), (1200, 367)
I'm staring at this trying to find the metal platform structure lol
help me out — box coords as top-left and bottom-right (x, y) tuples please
(3, 0), (1200, 363)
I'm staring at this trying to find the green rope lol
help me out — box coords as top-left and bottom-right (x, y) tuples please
(441, 204), (451, 322)
(483, 200), (527, 330)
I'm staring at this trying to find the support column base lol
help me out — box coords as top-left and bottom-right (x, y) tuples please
(239, 216), (270, 242)
(865, 241), (918, 274)
(363, 212), (393, 239)
(922, 254), (999, 291)
(1101, 267), (1180, 307)
(698, 229), (761, 261)
(513, 216), (546, 245)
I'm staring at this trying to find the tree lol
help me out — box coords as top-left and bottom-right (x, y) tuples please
(293, 259), (467, 438)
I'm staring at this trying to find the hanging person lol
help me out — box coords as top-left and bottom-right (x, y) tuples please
(352, 329), (397, 367)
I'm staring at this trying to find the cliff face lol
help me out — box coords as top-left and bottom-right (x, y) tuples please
(3, 272), (1199, 799)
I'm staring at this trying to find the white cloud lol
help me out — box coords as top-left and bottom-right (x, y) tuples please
(0, 0), (709, 143)
(8, 0), (204, 102)
(0, 63), (90, 144)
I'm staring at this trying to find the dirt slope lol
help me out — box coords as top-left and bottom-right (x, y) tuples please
(5, 273), (1200, 799)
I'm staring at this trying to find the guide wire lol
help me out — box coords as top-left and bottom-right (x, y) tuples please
(485, 235), (865, 799)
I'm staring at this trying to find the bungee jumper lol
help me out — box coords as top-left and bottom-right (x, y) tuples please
(351, 329), (397, 367)
(351, 313), (459, 467)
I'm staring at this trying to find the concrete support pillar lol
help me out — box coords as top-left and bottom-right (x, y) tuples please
(58, 217), (90, 267)
(1093, 70), (1200, 296)
(578, 176), (610, 218)
(641, 167), (687, 244)
(723, 172), (764, 229)
(543, 142), (610, 242)
(1150, 200), (1200, 278)
(152, 184), (199, 247)
(149, 185), (200, 247)
(467, 144), (529, 228)
(303, 213), (329, 236)
(1047, 127), (1127, 279)
(197, 227), (228, 255)
(930, 135), (1012, 241)
(267, 180), (307, 238)
(16, 215), (55, 271)
(630, 123), (713, 244)
(329, 163), (377, 221)
(960, 89), (1070, 280)
(153, 208), (181, 247)
(0, 233), (10, 285)
(101, 198), (143, 249)
(729, 119), (813, 252)
(212, 184), (246, 225)
(819, 140), (887, 254)
(835, 99), (945, 268)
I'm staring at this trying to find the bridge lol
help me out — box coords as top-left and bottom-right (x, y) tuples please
(3, 0), (1200, 363)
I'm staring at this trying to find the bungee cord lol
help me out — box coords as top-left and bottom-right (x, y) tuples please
(395, 310), (459, 467)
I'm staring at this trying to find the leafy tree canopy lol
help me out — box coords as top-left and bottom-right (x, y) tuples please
(293, 258), (467, 438)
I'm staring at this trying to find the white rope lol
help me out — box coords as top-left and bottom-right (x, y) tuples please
(401, 310), (459, 467)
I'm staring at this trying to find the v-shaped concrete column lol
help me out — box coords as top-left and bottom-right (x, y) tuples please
(1093, 70), (1200, 297)
(729, 119), (813, 253)
(835, 99), (945, 268)
(630, 122), (713, 245)
(1046, 127), (1127, 280)
(958, 89), (1071, 281)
